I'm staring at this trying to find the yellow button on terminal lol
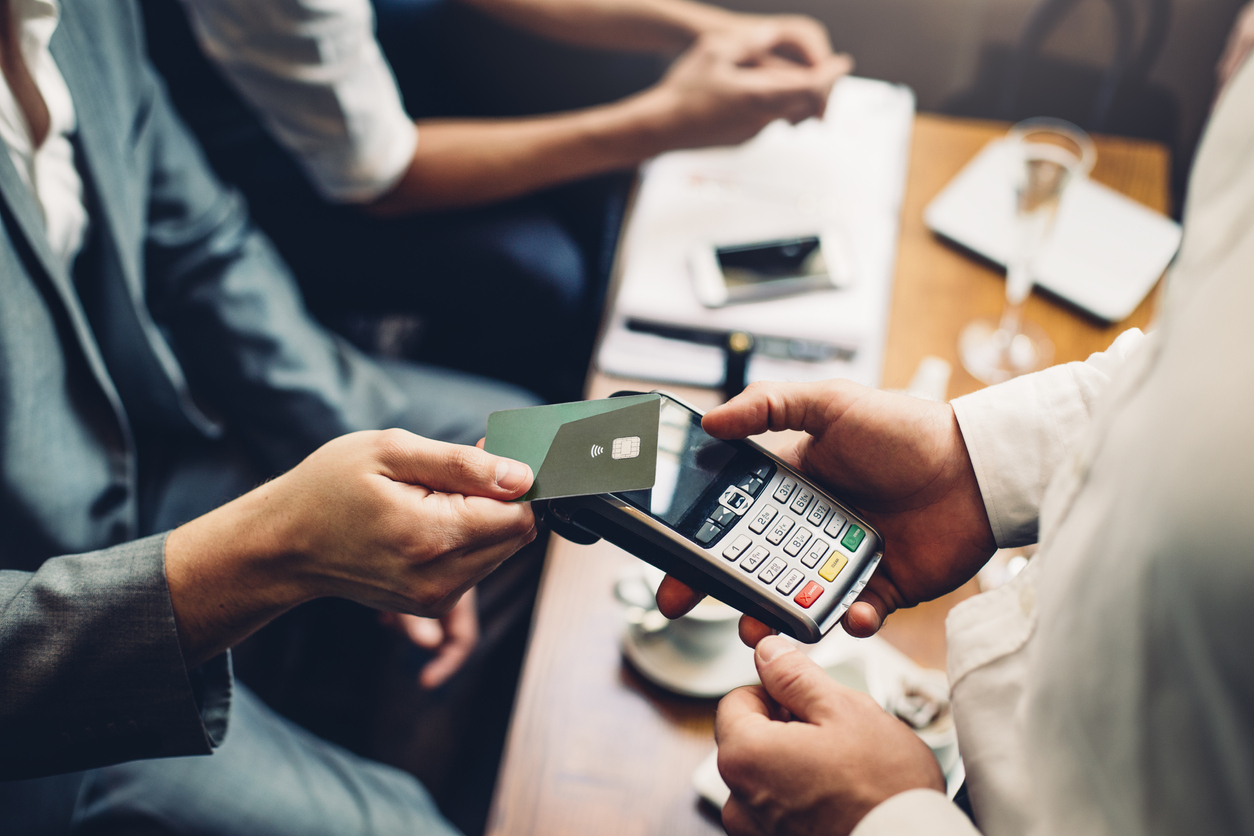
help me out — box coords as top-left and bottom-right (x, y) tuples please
(817, 552), (848, 583)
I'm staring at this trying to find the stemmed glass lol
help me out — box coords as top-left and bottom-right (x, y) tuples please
(959, 118), (1096, 384)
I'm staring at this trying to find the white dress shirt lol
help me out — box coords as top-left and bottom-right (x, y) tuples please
(853, 54), (1254, 836)
(179, 0), (417, 203)
(0, 0), (84, 268)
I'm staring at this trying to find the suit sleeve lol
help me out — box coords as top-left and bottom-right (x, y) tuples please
(132, 44), (410, 472)
(950, 328), (1147, 548)
(0, 535), (231, 780)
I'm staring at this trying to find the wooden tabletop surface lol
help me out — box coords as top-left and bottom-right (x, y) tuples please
(484, 113), (1171, 836)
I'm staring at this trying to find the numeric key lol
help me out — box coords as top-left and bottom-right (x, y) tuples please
(722, 535), (752, 561)
(773, 477), (797, 504)
(741, 545), (770, 572)
(748, 505), (777, 534)
(758, 557), (787, 584)
(783, 527), (812, 556)
(789, 487), (814, 516)
(765, 516), (795, 545)
(801, 539), (829, 568)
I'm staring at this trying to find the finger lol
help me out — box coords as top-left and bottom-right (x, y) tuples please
(655, 574), (704, 618)
(475, 437), (486, 450)
(769, 55), (852, 124)
(372, 429), (534, 499)
(402, 614), (445, 649)
(391, 518), (537, 618)
(734, 65), (828, 122)
(738, 615), (777, 647)
(810, 54), (854, 119)
(419, 597), (478, 689)
(745, 54), (850, 115)
(703, 379), (872, 440)
(715, 684), (776, 746)
(417, 491), (538, 557)
(433, 517), (539, 588)
(722, 797), (768, 836)
(841, 572), (903, 638)
(753, 634), (841, 724)
(841, 600), (883, 638)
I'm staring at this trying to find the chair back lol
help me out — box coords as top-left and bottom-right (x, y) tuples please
(999, 0), (1172, 131)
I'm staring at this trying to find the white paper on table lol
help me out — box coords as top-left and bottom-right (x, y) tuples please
(924, 138), (1182, 322)
(597, 76), (916, 388)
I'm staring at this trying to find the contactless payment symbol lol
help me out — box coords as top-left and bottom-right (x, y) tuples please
(611, 436), (641, 460)
(590, 444), (604, 458)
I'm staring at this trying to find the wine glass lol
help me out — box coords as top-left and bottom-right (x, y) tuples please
(959, 118), (1096, 385)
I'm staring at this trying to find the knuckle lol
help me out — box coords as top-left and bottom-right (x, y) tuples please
(743, 380), (773, 399)
(373, 427), (413, 461)
(716, 742), (755, 793)
(407, 583), (450, 614)
(447, 442), (477, 472)
(717, 729), (771, 792)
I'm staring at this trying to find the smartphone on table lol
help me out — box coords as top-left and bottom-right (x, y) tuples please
(689, 235), (851, 308)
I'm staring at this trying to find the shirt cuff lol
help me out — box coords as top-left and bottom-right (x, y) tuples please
(951, 371), (1074, 548)
(951, 328), (1144, 548)
(851, 789), (980, 836)
(187, 652), (233, 749)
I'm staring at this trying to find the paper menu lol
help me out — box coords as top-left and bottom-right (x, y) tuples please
(597, 76), (917, 388)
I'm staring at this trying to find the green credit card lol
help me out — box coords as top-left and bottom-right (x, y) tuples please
(485, 394), (661, 501)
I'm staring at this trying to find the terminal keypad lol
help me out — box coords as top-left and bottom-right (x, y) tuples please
(694, 460), (871, 625)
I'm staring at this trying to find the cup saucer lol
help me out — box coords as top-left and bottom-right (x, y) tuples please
(621, 622), (757, 698)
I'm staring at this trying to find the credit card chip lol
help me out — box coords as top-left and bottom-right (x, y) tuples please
(612, 436), (641, 459)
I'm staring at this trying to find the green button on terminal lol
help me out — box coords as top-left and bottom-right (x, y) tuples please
(841, 524), (865, 552)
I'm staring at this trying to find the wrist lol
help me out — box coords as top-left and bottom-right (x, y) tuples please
(587, 87), (682, 165)
(673, 3), (742, 40)
(164, 477), (316, 665)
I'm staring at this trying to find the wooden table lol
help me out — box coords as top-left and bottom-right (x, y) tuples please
(485, 114), (1171, 836)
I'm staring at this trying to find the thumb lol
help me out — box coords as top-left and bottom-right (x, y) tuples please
(371, 430), (534, 500)
(702, 379), (873, 441)
(753, 635), (838, 724)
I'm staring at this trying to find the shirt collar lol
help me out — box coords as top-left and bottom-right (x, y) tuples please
(12, 0), (60, 56)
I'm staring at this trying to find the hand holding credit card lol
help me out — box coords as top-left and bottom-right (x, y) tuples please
(485, 394), (661, 501)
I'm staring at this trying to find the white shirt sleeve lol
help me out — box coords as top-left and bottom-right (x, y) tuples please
(851, 789), (981, 836)
(950, 328), (1147, 548)
(180, 0), (418, 203)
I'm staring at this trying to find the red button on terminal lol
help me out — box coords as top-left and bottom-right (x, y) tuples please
(794, 581), (824, 609)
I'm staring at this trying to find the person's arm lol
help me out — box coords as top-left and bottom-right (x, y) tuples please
(179, 0), (417, 204)
(164, 431), (535, 669)
(181, 0), (848, 215)
(132, 28), (419, 472)
(949, 327), (1146, 548)
(368, 42), (850, 215)
(0, 536), (231, 780)
(456, 0), (827, 59)
(0, 429), (535, 780)
(656, 329), (1149, 643)
(367, 0), (848, 214)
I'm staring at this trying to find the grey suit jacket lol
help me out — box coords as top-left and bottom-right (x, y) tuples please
(0, 0), (416, 779)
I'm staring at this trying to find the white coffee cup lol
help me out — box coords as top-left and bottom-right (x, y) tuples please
(662, 596), (741, 660)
